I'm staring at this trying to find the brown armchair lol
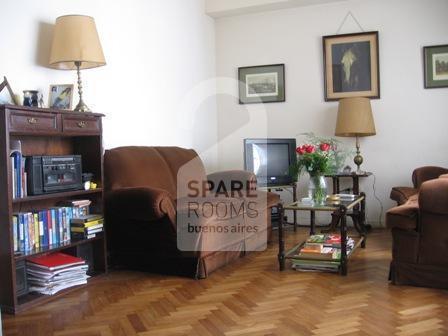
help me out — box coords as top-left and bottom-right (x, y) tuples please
(386, 177), (448, 289)
(390, 166), (448, 205)
(104, 146), (279, 278)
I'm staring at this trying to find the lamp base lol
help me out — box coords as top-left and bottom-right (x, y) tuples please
(353, 136), (364, 175)
(73, 61), (90, 113)
(74, 99), (91, 113)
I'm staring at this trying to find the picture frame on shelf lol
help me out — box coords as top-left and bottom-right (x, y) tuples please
(0, 76), (19, 105)
(323, 31), (380, 101)
(238, 64), (285, 104)
(49, 84), (74, 110)
(423, 44), (448, 89)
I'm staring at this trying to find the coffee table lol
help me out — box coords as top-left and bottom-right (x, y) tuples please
(278, 194), (367, 275)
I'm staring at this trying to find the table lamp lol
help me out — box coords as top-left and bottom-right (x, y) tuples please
(335, 97), (376, 174)
(49, 15), (106, 112)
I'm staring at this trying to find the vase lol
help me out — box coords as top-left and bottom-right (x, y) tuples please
(308, 174), (327, 205)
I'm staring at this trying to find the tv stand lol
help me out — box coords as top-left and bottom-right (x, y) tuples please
(260, 183), (297, 231)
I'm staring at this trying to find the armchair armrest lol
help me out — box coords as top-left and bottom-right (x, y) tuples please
(412, 166), (448, 188)
(207, 170), (257, 194)
(390, 186), (418, 205)
(386, 203), (419, 231)
(105, 186), (175, 222)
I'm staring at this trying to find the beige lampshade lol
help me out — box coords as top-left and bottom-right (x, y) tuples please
(335, 97), (376, 137)
(49, 15), (106, 70)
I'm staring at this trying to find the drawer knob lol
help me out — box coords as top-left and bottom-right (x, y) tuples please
(27, 117), (37, 124)
(77, 121), (87, 128)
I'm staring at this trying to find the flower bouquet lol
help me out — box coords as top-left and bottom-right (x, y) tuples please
(290, 134), (348, 204)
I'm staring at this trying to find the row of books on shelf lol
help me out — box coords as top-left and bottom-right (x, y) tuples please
(292, 234), (355, 272)
(12, 200), (104, 253)
(26, 252), (89, 295)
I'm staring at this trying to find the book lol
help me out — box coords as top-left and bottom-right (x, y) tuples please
(70, 214), (103, 224)
(306, 234), (355, 248)
(335, 193), (357, 200)
(13, 216), (18, 252)
(71, 232), (98, 240)
(27, 252), (85, 271)
(70, 218), (104, 228)
(71, 223), (103, 233)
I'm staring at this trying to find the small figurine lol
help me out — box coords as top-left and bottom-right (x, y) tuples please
(343, 165), (352, 174)
(38, 93), (45, 108)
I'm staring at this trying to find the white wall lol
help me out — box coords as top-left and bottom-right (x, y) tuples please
(215, 0), (448, 226)
(0, 0), (218, 169)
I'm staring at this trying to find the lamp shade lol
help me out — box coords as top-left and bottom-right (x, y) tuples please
(49, 15), (106, 70)
(335, 97), (376, 137)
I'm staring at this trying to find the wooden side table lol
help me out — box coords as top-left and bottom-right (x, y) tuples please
(324, 172), (372, 233)
(325, 172), (372, 195)
(277, 194), (367, 275)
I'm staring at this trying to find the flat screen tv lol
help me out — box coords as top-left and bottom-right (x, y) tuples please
(244, 138), (297, 187)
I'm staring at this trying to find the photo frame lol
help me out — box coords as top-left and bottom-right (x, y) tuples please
(423, 44), (448, 89)
(48, 84), (74, 110)
(238, 64), (285, 104)
(0, 76), (19, 105)
(323, 31), (380, 101)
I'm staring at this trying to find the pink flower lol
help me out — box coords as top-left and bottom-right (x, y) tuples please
(296, 146), (305, 155)
(304, 144), (315, 153)
(320, 143), (331, 152)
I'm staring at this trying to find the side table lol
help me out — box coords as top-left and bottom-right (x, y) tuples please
(278, 194), (367, 275)
(324, 172), (372, 233)
(325, 172), (372, 195)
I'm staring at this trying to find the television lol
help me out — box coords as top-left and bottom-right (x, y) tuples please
(244, 138), (297, 187)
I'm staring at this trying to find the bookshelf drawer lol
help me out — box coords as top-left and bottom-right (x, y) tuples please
(62, 115), (100, 134)
(9, 111), (60, 134)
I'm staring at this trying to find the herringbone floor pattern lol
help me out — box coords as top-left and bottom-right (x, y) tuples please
(3, 229), (448, 336)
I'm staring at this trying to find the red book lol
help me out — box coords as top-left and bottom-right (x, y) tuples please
(325, 235), (341, 244)
(27, 252), (85, 271)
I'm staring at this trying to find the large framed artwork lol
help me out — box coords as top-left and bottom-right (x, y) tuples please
(238, 64), (285, 104)
(323, 31), (380, 101)
(423, 44), (448, 89)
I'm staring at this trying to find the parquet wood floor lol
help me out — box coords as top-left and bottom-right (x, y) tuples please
(3, 229), (448, 336)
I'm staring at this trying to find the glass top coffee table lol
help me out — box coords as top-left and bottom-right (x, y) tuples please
(277, 194), (367, 275)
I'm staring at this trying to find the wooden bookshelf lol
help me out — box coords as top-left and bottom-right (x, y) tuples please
(0, 105), (107, 314)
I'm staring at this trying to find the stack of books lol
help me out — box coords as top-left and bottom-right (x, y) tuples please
(70, 214), (104, 240)
(292, 234), (355, 272)
(26, 252), (89, 295)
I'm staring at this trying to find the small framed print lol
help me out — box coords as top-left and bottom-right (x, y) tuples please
(0, 76), (19, 105)
(238, 64), (285, 104)
(323, 31), (380, 101)
(49, 84), (74, 110)
(424, 44), (448, 89)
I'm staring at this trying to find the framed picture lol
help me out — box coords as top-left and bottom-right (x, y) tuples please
(0, 76), (19, 105)
(323, 31), (380, 101)
(238, 64), (285, 104)
(49, 84), (74, 110)
(423, 44), (448, 89)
